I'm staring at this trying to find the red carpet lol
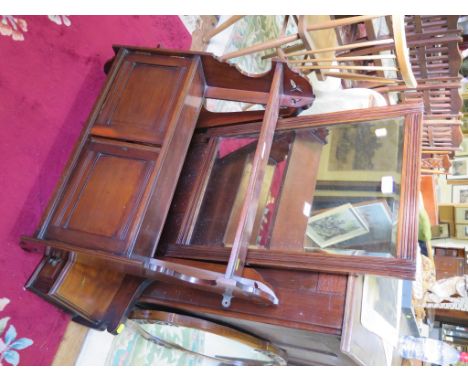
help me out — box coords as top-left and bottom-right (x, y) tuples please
(0, 15), (191, 365)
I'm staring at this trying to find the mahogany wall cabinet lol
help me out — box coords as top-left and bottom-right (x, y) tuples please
(21, 46), (423, 364)
(21, 46), (314, 330)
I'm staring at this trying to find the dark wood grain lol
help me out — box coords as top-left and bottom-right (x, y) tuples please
(35, 47), (129, 239)
(92, 54), (192, 145)
(49, 256), (126, 322)
(198, 102), (424, 139)
(162, 244), (416, 280)
(131, 57), (205, 257)
(23, 47), (314, 329)
(22, 236), (279, 307)
(44, 137), (159, 253)
(140, 264), (347, 335)
(196, 106), (300, 129)
(225, 62), (283, 280)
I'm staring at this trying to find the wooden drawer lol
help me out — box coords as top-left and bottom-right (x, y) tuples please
(433, 246), (465, 257)
(44, 137), (159, 254)
(92, 54), (193, 145)
(26, 250), (69, 295)
(26, 249), (128, 326)
(434, 255), (465, 279)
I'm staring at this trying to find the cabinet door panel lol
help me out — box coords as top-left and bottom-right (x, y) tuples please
(45, 138), (158, 253)
(93, 54), (191, 145)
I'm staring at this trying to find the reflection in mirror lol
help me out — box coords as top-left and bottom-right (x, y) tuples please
(190, 117), (405, 259)
(304, 117), (404, 258)
(191, 133), (293, 249)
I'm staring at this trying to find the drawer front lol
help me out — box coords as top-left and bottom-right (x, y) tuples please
(434, 256), (464, 279)
(49, 257), (126, 322)
(45, 137), (159, 253)
(26, 249), (127, 325)
(92, 54), (192, 145)
(25, 250), (69, 295)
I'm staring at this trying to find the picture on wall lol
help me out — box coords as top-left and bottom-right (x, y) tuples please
(431, 223), (450, 239)
(455, 206), (468, 224)
(306, 203), (369, 248)
(456, 224), (468, 239)
(361, 275), (402, 346)
(448, 158), (468, 179)
(454, 136), (468, 157)
(452, 184), (468, 203)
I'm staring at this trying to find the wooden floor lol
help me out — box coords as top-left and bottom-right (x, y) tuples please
(52, 321), (89, 365)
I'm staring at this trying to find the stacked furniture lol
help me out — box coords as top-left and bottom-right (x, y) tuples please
(378, 16), (464, 172)
(21, 45), (425, 365)
(205, 15), (464, 161)
(21, 46), (314, 331)
(217, 15), (417, 89)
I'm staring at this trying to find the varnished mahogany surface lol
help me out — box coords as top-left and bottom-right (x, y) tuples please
(44, 137), (160, 254)
(142, 103), (423, 364)
(22, 46), (423, 366)
(140, 269), (347, 335)
(22, 47), (314, 332)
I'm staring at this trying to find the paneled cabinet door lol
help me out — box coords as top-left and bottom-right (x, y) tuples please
(92, 54), (193, 145)
(44, 137), (159, 254)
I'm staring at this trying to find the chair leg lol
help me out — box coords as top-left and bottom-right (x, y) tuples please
(202, 15), (245, 43)
(220, 34), (299, 61)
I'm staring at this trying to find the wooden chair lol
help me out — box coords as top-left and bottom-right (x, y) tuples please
(421, 117), (464, 152)
(377, 16), (464, 155)
(405, 15), (462, 80)
(202, 16), (245, 43)
(421, 151), (453, 175)
(217, 15), (417, 88)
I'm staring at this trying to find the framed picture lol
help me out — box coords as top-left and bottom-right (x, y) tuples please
(455, 224), (468, 239)
(361, 275), (402, 347)
(448, 158), (468, 180)
(454, 136), (468, 157)
(431, 223), (450, 239)
(342, 199), (393, 244)
(455, 206), (468, 224)
(306, 203), (369, 248)
(309, 199), (395, 254)
(452, 185), (468, 204)
(316, 118), (403, 184)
